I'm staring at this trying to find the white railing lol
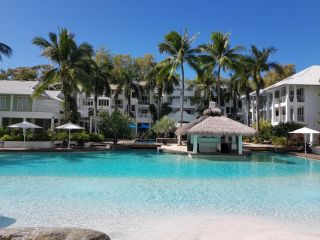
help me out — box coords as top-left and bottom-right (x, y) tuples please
(274, 116), (280, 122)
(297, 95), (304, 102)
(137, 113), (151, 118)
(280, 96), (286, 103)
(280, 115), (286, 122)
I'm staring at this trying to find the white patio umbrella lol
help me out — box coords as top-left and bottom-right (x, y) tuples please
(7, 121), (42, 148)
(56, 123), (84, 149)
(289, 127), (320, 154)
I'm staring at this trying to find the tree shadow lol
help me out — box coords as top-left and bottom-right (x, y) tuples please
(0, 215), (16, 228)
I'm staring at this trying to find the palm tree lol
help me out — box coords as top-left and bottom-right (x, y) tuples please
(32, 28), (93, 121)
(158, 29), (201, 132)
(189, 64), (216, 113)
(224, 75), (241, 119)
(147, 63), (179, 119)
(247, 45), (283, 131)
(201, 32), (243, 107)
(112, 55), (140, 116)
(235, 57), (253, 125)
(88, 50), (113, 132)
(0, 42), (12, 62)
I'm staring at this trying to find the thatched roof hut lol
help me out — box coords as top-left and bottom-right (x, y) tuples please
(175, 105), (256, 137)
(175, 116), (208, 136)
(188, 116), (256, 136)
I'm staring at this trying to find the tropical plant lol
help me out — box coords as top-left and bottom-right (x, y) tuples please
(112, 55), (140, 116)
(189, 64), (216, 113)
(158, 29), (201, 135)
(98, 110), (131, 143)
(32, 28), (93, 120)
(88, 48), (113, 132)
(200, 32), (243, 107)
(246, 45), (283, 131)
(264, 64), (296, 87)
(152, 116), (176, 137)
(237, 57), (253, 125)
(147, 64), (179, 119)
(0, 42), (12, 62)
(224, 74), (241, 119)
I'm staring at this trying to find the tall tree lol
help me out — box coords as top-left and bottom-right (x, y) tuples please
(89, 48), (113, 132)
(0, 42), (12, 62)
(237, 58), (253, 126)
(147, 64), (179, 119)
(201, 32), (243, 107)
(32, 28), (93, 121)
(224, 74), (241, 119)
(247, 45), (283, 131)
(189, 63), (216, 113)
(158, 29), (201, 135)
(264, 64), (296, 87)
(112, 54), (140, 116)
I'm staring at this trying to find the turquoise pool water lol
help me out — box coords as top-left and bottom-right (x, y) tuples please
(0, 151), (320, 237)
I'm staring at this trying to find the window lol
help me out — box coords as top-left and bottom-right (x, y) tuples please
(83, 100), (93, 106)
(0, 96), (6, 110)
(17, 96), (28, 111)
(297, 107), (304, 122)
(289, 89), (294, 102)
(297, 88), (304, 102)
(98, 99), (108, 107)
(131, 105), (135, 111)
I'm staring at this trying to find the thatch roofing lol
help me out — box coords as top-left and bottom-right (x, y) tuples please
(175, 106), (256, 136)
(188, 116), (257, 136)
(175, 115), (208, 136)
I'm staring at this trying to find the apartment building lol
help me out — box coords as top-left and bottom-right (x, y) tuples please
(78, 81), (200, 132)
(242, 65), (320, 130)
(0, 80), (64, 129)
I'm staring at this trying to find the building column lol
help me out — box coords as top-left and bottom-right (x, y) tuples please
(231, 135), (237, 150)
(89, 117), (93, 133)
(238, 135), (243, 155)
(285, 86), (289, 122)
(251, 103), (255, 125)
(293, 85), (297, 122)
(0, 117), (2, 127)
(51, 117), (55, 130)
(193, 135), (198, 154)
(271, 90), (275, 125)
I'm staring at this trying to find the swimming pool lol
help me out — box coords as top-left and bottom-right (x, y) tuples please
(0, 151), (320, 239)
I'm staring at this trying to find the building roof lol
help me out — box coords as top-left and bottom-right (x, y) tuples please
(264, 65), (320, 91)
(0, 80), (63, 101)
(0, 80), (39, 94)
(176, 106), (256, 136)
(188, 116), (257, 136)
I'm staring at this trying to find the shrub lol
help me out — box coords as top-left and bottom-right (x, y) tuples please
(272, 136), (287, 146)
(52, 131), (69, 141)
(72, 131), (90, 142)
(99, 110), (131, 144)
(152, 116), (176, 137)
(0, 134), (12, 141)
(27, 132), (51, 141)
(89, 133), (104, 142)
(0, 127), (8, 138)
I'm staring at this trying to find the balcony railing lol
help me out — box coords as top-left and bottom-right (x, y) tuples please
(273, 98), (279, 104)
(280, 115), (286, 122)
(297, 115), (304, 122)
(280, 96), (286, 103)
(137, 113), (151, 118)
(297, 95), (304, 102)
(274, 116), (280, 122)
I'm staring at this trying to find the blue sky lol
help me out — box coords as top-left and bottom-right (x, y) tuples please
(1, 0), (319, 78)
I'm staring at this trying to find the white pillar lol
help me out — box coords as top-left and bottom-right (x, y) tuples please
(293, 85), (297, 122)
(51, 117), (54, 130)
(231, 135), (237, 150)
(0, 117), (2, 127)
(193, 135), (198, 154)
(89, 117), (93, 133)
(238, 135), (243, 155)
(285, 85), (289, 122)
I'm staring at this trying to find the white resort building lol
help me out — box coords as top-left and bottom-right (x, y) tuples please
(0, 80), (63, 129)
(242, 65), (320, 130)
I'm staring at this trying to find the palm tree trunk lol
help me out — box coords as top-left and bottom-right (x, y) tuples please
(128, 93), (131, 115)
(62, 87), (68, 122)
(256, 90), (260, 131)
(157, 87), (162, 120)
(217, 66), (221, 107)
(233, 94), (237, 119)
(179, 63), (185, 145)
(94, 94), (98, 133)
(246, 92), (251, 126)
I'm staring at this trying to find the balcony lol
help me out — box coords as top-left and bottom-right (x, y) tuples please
(297, 95), (304, 102)
(273, 98), (279, 104)
(280, 115), (286, 122)
(297, 115), (304, 122)
(280, 96), (286, 103)
(112, 105), (123, 109)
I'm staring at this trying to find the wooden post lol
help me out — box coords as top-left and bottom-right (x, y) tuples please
(193, 135), (198, 154)
(238, 135), (243, 155)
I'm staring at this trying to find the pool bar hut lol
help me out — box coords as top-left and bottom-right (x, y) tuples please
(176, 103), (256, 155)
